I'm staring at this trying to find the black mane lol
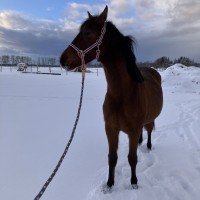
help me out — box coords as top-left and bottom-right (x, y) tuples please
(105, 21), (143, 82)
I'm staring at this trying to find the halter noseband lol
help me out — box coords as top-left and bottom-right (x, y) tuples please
(70, 21), (107, 77)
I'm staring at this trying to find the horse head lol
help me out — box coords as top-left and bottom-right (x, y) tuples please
(60, 6), (108, 70)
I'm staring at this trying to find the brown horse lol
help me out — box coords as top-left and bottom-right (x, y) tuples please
(60, 6), (163, 189)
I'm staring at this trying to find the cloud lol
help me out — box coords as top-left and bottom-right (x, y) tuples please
(123, 0), (200, 61)
(167, 0), (200, 30)
(0, 0), (200, 62)
(0, 10), (33, 31)
(0, 10), (74, 56)
(109, 0), (132, 16)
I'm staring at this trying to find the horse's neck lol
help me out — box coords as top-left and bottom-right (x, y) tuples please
(102, 59), (136, 99)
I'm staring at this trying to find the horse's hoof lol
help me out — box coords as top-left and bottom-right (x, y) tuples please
(102, 185), (112, 194)
(132, 184), (139, 189)
(147, 143), (152, 150)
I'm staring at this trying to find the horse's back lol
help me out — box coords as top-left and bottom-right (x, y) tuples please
(140, 67), (161, 85)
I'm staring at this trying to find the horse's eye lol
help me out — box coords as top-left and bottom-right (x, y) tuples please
(83, 31), (91, 38)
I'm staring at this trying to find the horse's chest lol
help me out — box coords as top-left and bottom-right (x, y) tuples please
(103, 98), (139, 132)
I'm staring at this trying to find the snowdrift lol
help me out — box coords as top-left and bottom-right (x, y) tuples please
(162, 64), (200, 94)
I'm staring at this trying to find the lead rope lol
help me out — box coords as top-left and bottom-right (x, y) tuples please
(34, 73), (85, 200)
(34, 21), (106, 200)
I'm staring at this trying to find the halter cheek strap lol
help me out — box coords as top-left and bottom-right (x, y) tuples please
(70, 21), (107, 77)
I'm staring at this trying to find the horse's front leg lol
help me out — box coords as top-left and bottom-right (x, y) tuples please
(105, 124), (119, 188)
(128, 127), (142, 188)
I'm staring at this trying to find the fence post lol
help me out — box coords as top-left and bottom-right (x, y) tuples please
(49, 63), (51, 73)
(96, 68), (98, 76)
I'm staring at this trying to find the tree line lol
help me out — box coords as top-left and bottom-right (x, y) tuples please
(0, 54), (199, 68)
(138, 56), (200, 68)
(0, 55), (59, 67)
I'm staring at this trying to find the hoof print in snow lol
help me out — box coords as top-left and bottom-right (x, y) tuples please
(132, 184), (139, 189)
(102, 185), (112, 194)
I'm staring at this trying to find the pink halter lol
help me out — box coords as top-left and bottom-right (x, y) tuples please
(70, 21), (107, 77)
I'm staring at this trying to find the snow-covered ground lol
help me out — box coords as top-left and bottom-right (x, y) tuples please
(0, 64), (200, 200)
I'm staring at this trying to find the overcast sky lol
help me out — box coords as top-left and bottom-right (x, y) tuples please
(0, 0), (199, 62)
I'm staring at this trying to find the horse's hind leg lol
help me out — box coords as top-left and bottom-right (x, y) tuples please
(144, 121), (155, 150)
(105, 124), (119, 188)
(139, 128), (143, 145)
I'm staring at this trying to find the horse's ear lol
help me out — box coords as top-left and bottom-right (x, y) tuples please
(87, 11), (93, 18)
(97, 5), (108, 24)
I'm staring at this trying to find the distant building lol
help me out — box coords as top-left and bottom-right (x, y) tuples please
(17, 63), (27, 71)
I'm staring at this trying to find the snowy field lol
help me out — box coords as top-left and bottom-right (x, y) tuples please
(0, 64), (200, 200)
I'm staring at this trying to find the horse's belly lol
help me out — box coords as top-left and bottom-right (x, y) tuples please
(144, 90), (163, 124)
